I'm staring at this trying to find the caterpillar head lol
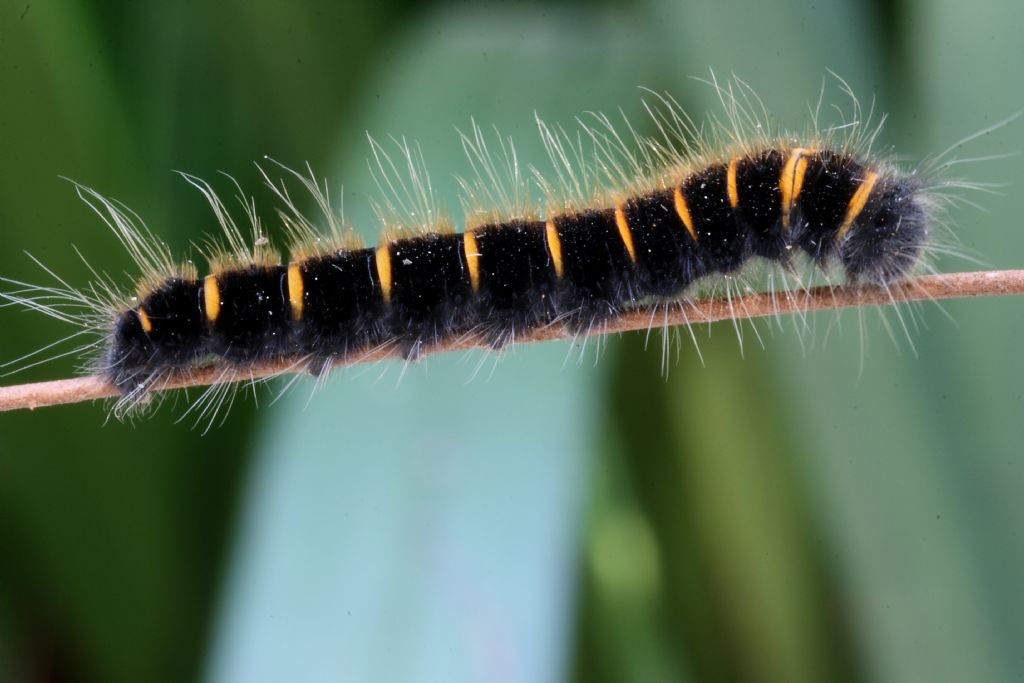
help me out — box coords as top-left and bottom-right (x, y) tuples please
(840, 178), (929, 285)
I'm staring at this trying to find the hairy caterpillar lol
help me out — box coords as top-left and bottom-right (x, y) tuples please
(1, 78), (981, 421)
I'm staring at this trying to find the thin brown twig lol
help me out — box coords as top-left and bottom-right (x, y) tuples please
(1, 269), (1022, 414)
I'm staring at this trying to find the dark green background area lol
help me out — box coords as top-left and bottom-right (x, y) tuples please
(1, 1), (1023, 681)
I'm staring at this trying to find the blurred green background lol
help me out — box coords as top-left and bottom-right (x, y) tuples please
(1, 0), (1023, 681)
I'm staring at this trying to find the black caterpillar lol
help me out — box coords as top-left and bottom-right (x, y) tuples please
(108, 145), (926, 397)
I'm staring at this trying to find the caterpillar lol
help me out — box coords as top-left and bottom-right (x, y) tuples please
(2, 79), (973, 421)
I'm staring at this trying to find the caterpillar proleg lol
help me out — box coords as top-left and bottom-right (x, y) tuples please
(0, 77), (999, 421)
